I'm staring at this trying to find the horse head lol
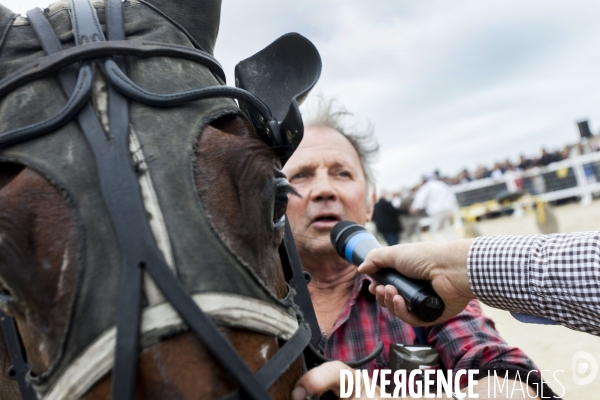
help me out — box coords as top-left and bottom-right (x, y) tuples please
(0, 0), (321, 399)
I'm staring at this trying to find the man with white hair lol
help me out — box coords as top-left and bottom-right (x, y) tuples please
(287, 98), (554, 399)
(410, 172), (458, 241)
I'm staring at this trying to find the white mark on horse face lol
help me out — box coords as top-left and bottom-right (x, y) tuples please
(57, 248), (69, 296)
(37, 338), (53, 368)
(38, 340), (47, 355)
(259, 343), (270, 361)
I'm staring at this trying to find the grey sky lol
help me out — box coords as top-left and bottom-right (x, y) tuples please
(4, 0), (600, 189)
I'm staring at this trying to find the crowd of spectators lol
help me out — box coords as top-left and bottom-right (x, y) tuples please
(372, 137), (600, 242)
(438, 137), (600, 186)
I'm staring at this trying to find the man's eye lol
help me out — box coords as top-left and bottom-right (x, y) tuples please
(291, 172), (306, 180)
(339, 171), (351, 177)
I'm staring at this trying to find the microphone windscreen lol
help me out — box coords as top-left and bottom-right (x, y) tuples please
(330, 221), (366, 257)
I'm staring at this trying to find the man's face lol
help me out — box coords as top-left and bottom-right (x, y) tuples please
(283, 125), (374, 256)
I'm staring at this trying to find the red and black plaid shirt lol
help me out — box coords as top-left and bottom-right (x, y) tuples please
(316, 274), (536, 385)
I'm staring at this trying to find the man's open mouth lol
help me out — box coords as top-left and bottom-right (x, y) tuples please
(312, 214), (341, 223)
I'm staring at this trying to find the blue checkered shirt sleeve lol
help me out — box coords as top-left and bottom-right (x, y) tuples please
(467, 232), (600, 336)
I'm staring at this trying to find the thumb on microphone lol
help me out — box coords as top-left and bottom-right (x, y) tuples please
(357, 244), (438, 326)
(357, 243), (433, 281)
(357, 240), (477, 326)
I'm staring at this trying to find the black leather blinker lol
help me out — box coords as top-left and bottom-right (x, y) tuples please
(235, 33), (322, 164)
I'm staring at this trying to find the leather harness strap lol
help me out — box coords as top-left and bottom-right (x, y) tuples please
(0, 42), (279, 151)
(0, 63), (93, 147)
(94, 0), (144, 396)
(70, 0), (105, 45)
(0, 311), (37, 399)
(222, 323), (312, 400)
(0, 40), (227, 98)
(280, 220), (322, 349)
(30, 3), (144, 398)
(105, 0), (124, 41)
(102, 58), (271, 112)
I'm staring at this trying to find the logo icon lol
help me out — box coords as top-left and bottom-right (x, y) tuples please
(572, 351), (598, 386)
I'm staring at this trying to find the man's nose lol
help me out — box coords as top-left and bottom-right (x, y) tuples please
(310, 172), (336, 202)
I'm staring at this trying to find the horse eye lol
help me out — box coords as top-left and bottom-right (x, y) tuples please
(273, 177), (292, 229)
(273, 190), (289, 225)
(0, 284), (14, 313)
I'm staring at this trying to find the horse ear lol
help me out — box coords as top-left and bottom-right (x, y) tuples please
(235, 33), (322, 163)
(141, 0), (222, 55)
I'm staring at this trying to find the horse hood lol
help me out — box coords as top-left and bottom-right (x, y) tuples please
(0, 1), (321, 397)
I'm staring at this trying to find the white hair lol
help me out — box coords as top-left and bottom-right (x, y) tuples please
(302, 96), (379, 198)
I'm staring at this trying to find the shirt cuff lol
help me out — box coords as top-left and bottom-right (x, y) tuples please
(467, 235), (541, 315)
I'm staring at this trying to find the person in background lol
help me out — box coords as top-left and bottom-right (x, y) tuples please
(560, 145), (572, 160)
(518, 154), (533, 171)
(371, 191), (403, 245)
(537, 148), (558, 167)
(473, 165), (491, 179)
(398, 188), (423, 243)
(456, 168), (472, 184)
(490, 161), (505, 179)
(504, 158), (516, 172)
(410, 173), (458, 242)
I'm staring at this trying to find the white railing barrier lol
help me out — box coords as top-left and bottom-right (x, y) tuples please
(451, 151), (600, 207)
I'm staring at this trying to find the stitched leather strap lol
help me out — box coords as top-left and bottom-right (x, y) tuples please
(280, 220), (321, 349)
(0, 63), (93, 148)
(27, 7), (63, 54)
(101, 58), (272, 115)
(223, 323), (312, 400)
(29, 7), (142, 399)
(69, 0), (105, 44)
(90, 0), (143, 397)
(0, 311), (37, 400)
(0, 40), (226, 98)
(105, 0), (124, 41)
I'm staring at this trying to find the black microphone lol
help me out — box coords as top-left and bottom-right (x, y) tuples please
(330, 221), (444, 323)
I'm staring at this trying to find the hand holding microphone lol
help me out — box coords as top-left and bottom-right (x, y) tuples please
(339, 225), (477, 327)
(330, 221), (446, 323)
